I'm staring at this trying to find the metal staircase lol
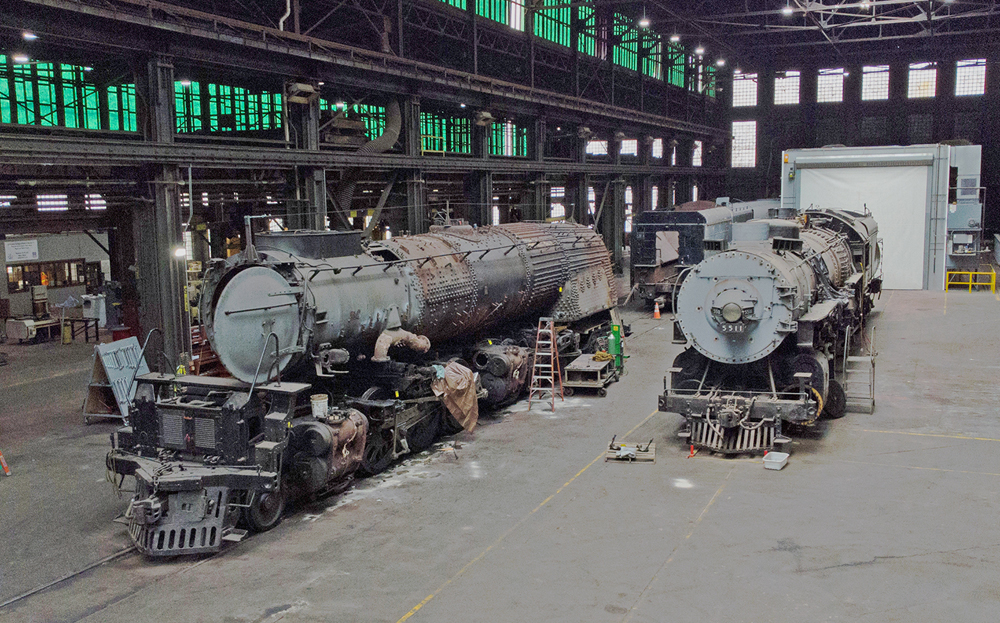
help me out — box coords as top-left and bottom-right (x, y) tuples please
(843, 326), (876, 414)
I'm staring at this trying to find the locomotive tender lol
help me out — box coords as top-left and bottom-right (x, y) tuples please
(659, 208), (881, 454)
(107, 222), (620, 556)
(631, 199), (778, 308)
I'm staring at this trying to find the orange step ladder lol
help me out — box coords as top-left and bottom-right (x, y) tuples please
(528, 317), (564, 411)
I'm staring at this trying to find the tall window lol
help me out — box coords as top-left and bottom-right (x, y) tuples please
(732, 72), (758, 107)
(774, 70), (801, 105)
(550, 186), (566, 219)
(731, 121), (756, 168)
(862, 65), (890, 101)
(956, 59), (986, 96)
(624, 186), (633, 233)
(620, 139), (638, 156)
(692, 141), (703, 167)
(533, 0), (571, 47)
(817, 68), (846, 103)
(651, 138), (663, 159)
(908, 62), (937, 99)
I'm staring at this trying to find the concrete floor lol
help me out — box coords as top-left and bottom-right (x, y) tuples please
(2, 289), (1000, 622)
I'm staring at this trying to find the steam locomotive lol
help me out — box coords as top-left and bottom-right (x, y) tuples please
(107, 222), (620, 555)
(659, 208), (881, 454)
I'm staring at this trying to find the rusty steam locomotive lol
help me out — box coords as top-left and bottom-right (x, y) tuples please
(107, 222), (619, 555)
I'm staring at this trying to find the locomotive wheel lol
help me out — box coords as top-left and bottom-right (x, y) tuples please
(563, 387), (574, 397)
(406, 409), (441, 453)
(360, 427), (395, 476)
(244, 488), (285, 532)
(822, 379), (847, 419)
(597, 388), (608, 398)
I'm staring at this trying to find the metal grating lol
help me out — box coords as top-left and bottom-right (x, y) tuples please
(690, 420), (775, 454)
(194, 417), (216, 450)
(160, 411), (184, 448)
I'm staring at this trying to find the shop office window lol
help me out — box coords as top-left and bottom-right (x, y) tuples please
(7, 259), (86, 294)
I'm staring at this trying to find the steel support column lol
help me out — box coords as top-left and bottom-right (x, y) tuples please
(465, 171), (493, 226)
(291, 94), (327, 230)
(531, 174), (549, 222)
(605, 177), (625, 272)
(135, 56), (190, 368)
(406, 171), (427, 234)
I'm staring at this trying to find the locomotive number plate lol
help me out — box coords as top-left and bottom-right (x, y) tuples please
(721, 323), (745, 333)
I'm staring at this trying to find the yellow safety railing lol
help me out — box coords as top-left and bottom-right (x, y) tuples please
(946, 267), (997, 293)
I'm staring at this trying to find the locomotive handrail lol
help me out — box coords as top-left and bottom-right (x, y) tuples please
(248, 332), (282, 396)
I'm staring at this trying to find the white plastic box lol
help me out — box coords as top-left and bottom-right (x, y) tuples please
(763, 452), (789, 470)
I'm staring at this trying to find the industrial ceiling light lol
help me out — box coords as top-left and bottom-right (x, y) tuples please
(695, 45), (705, 56)
(716, 59), (726, 67)
(638, 16), (651, 28)
(782, 5), (793, 16)
(12, 54), (29, 63)
(178, 79), (192, 87)
(22, 32), (38, 41)
(460, 103), (467, 108)
(173, 247), (187, 258)
(670, 34), (680, 43)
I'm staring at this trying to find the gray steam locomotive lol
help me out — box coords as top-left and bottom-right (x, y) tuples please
(107, 222), (619, 555)
(659, 208), (881, 454)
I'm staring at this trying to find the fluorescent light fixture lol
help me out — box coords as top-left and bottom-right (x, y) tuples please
(317, 81), (325, 86)
(638, 17), (651, 28)
(695, 46), (705, 55)
(83, 66), (93, 72)
(716, 59), (726, 67)
(782, 5), (793, 15)
(670, 34), (680, 43)
(460, 103), (467, 108)
(22, 32), (38, 41)
(178, 79), (192, 87)
(12, 54), (30, 63)
(173, 247), (187, 258)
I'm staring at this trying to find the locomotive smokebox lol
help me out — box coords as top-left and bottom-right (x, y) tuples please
(209, 265), (303, 383)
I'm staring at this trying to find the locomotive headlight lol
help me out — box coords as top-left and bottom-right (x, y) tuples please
(721, 302), (743, 323)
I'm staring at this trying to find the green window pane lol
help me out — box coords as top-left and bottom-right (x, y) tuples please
(534, 0), (570, 47)
(613, 14), (638, 71)
(0, 55), (10, 124)
(577, 4), (596, 56)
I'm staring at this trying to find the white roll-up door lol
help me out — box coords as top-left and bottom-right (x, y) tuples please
(800, 166), (929, 290)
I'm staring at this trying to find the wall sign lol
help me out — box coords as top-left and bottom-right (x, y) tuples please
(4, 239), (39, 262)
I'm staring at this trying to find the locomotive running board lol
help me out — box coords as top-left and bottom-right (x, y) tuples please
(685, 421), (777, 455)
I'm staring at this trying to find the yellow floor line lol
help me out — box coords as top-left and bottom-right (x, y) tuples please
(862, 429), (1000, 443)
(622, 469), (733, 623)
(395, 409), (660, 623)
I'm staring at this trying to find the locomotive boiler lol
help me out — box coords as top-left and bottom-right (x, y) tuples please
(107, 221), (620, 555)
(659, 209), (880, 454)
